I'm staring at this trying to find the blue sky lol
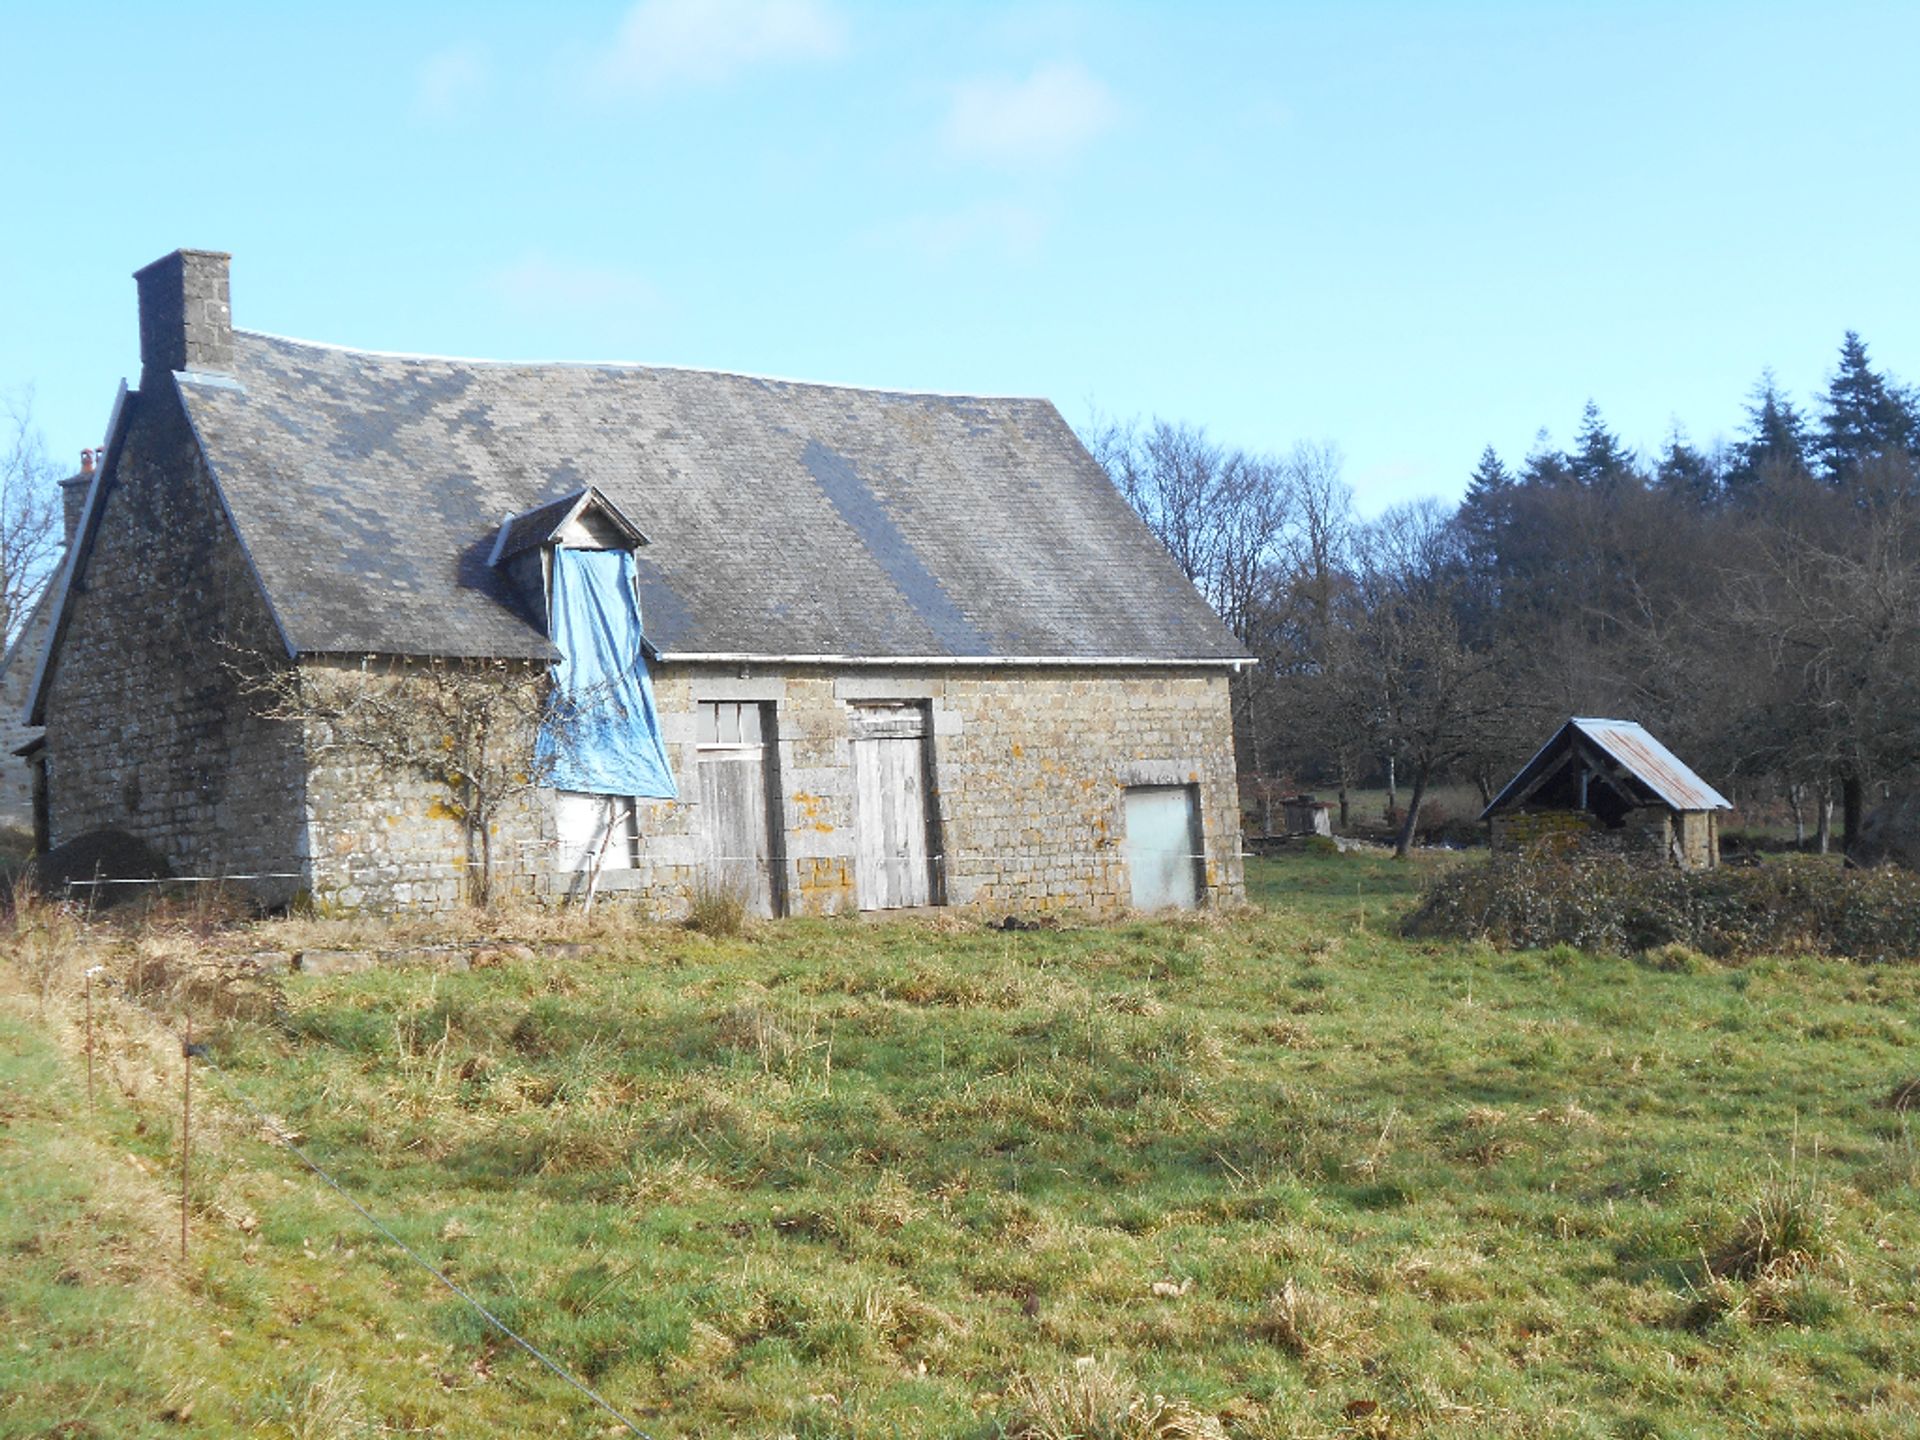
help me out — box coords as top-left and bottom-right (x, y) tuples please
(3, 1), (1918, 513)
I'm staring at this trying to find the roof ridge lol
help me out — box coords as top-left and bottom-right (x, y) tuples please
(233, 328), (1051, 404)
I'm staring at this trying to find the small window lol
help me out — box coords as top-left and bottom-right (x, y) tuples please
(697, 701), (764, 749)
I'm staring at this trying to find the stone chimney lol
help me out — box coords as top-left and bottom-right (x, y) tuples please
(59, 451), (95, 546)
(134, 249), (232, 380)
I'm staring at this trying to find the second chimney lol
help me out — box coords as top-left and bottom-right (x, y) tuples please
(134, 249), (232, 380)
(60, 457), (92, 548)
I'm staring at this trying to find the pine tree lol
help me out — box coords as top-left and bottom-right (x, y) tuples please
(1520, 428), (1574, 489)
(1458, 445), (1513, 598)
(1654, 426), (1719, 507)
(1726, 369), (1810, 495)
(1461, 446), (1512, 536)
(1568, 400), (1638, 489)
(1816, 331), (1916, 483)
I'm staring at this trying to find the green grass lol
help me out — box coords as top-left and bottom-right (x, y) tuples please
(6, 852), (1920, 1437)
(1283, 784), (1485, 836)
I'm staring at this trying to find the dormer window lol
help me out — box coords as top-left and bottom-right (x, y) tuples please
(489, 486), (650, 635)
(493, 487), (676, 885)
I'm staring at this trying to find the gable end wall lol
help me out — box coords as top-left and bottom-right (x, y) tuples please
(39, 385), (308, 899)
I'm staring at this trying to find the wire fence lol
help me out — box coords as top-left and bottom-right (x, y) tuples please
(81, 978), (660, 1440)
(55, 849), (1254, 884)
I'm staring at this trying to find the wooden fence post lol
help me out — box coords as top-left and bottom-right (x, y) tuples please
(84, 968), (95, 1114)
(180, 1016), (191, 1264)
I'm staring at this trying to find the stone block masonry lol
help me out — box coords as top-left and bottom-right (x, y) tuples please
(297, 662), (1244, 915)
(38, 384), (308, 901)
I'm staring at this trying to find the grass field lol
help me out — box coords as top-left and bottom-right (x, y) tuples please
(4, 852), (1919, 1438)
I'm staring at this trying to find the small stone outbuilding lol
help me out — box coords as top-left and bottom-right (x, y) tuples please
(1481, 717), (1730, 870)
(25, 249), (1251, 914)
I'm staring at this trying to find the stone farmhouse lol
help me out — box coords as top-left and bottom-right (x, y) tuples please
(25, 249), (1250, 914)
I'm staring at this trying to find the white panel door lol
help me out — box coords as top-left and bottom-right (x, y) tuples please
(1124, 785), (1201, 910)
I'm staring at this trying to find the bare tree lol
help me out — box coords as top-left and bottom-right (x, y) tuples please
(1261, 443), (1366, 822)
(234, 654), (560, 906)
(1087, 415), (1295, 644)
(1714, 493), (1920, 850)
(1339, 502), (1511, 857)
(1083, 413), (1299, 780)
(1, 392), (65, 649)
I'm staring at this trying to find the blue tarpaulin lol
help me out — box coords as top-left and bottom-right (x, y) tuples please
(538, 548), (678, 798)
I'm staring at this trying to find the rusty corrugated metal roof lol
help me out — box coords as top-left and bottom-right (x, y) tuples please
(1568, 719), (1731, 812)
(1481, 717), (1731, 819)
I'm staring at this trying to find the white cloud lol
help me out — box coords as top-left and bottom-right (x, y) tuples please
(486, 255), (660, 318)
(414, 45), (489, 121)
(592, 0), (844, 93)
(942, 61), (1117, 167)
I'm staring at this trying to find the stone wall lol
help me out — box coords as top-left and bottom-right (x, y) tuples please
(1492, 806), (1706, 867)
(301, 661), (1245, 915)
(0, 591), (55, 834)
(610, 665), (1243, 916)
(38, 384), (308, 901)
(1675, 809), (1720, 871)
(1489, 809), (1597, 857)
(298, 657), (548, 911)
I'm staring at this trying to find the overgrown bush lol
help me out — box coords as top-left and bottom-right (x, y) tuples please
(1404, 851), (1920, 961)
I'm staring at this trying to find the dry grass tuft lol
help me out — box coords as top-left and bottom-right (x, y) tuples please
(281, 1368), (372, 1439)
(4, 885), (85, 1015)
(1253, 1278), (1358, 1362)
(852, 1168), (930, 1232)
(1005, 1356), (1227, 1440)
(1260, 1017), (1313, 1048)
(686, 879), (750, 937)
(1529, 1099), (1602, 1129)
(1887, 1077), (1920, 1112)
(1714, 1170), (1838, 1281)
(712, 992), (822, 1073)
(1455, 1105), (1522, 1166)
(1103, 990), (1164, 1018)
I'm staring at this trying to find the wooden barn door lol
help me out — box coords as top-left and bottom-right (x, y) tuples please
(851, 703), (936, 910)
(1124, 784), (1202, 910)
(696, 701), (782, 917)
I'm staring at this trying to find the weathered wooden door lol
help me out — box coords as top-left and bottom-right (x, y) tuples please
(697, 701), (780, 916)
(1124, 785), (1201, 910)
(851, 704), (934, 909)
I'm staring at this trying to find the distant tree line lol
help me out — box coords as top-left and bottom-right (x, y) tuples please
(1088, 331), (1920, 858)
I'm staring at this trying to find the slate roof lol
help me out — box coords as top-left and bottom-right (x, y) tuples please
(172, 332), (1248, 664)
(1481, 717), (1731, 820)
